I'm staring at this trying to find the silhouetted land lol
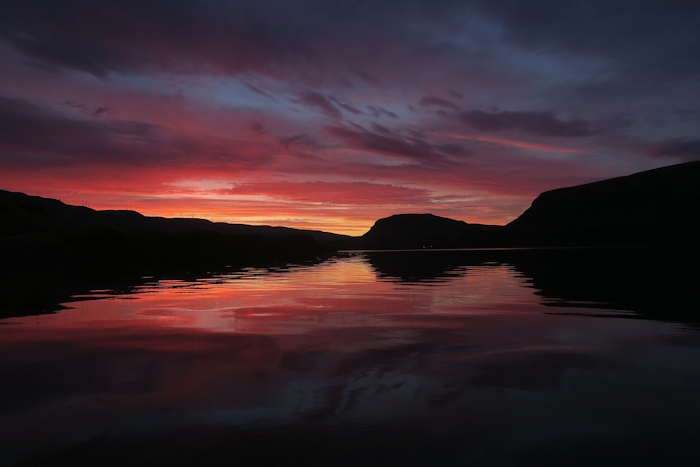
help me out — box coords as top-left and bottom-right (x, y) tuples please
(4, 160), (699, 257)
(352, 213), (501, 249)
(504, 160), (700, 247)
(350, 161), (700, 249)
(0, 190), (344, 318)
(3, 160), (700, 319)
(0, 189), (350, 243)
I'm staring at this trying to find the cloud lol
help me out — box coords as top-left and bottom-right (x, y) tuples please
(221, 181), (431, 205)
(324, 125), (471, 165)
(61, 101), (112, 118)
(1, 0), (699, 233)
(0, 1), (304, 78)
(348, 66), (380, 85)
(419, 96), (460, 110)
(325, 125), (435, 162)
(329, 97), (365, 115)
(470, 0), (700, 82)
(0, 95), (272, 171)
(293, 91), (342, 119)
(370, 123), (393, 134)
(92, 107), (112, 117)
(241, 82), (277, 101)
(647, 138), (700, 162)
(437, 144), (474, 157)
(367, 106), (399, 119)
(279, 133), (320, 149)
(1, 0), (699, 91)
(673, 110), (700, 122)
(459, 109), (593, 138)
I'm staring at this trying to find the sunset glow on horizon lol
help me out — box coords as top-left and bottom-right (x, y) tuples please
(2, 1), (699, 235)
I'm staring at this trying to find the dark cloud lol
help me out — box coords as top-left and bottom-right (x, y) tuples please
(648, 138), (700, 162)
(241, 82), (277, 101)
(673, 110), (700, 122)
(348, 66), (380, 85)
(329, 97), (365, 115)
(293, 91), (342, 119)
(370, 123), (393, 134)
(419, 97), (460, 110)
(279, 133), (320, 149)
(325, 125), (437, 162)
(250, 121), (266, 134)
(221, 181), (430, 205)
(0, 28), (126, 78)
(0, 0), (313, 78)
(0, 0), (698, 90)
(324, 125), (470, 165)
(367, 106), (399, 119)
(0, 96), (269, 170)
(0, 96), (107, 154)
(338, 103), (365, 115)
(437, 144), (474, 157)
(61, 101), (112, 118)
(459, 109), (593, 138)
(400, 128), (426, 138)
(92, 107), (111, 117)
(448, 90), (464, 99)
(470, 0), (700, 82)
(347, 121), (366, 132)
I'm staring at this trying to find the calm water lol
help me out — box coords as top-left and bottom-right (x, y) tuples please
(2, 248), (700, 466)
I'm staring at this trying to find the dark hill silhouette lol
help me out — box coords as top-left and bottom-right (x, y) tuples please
(4, 160), (700, 254)
(504, 161), (700, 246)
(0, 190), (343, 311)
(0, 189), (349, 244)
(347, 161), (700, 249)
(509, 161), (700, 230)
(355, 213), (502, 249)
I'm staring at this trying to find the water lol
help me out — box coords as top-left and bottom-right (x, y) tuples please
(1, 248), (700, 466)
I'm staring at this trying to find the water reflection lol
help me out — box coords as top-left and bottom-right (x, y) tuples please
(366, 247), (700, 322)
(1, 249), (700, 466)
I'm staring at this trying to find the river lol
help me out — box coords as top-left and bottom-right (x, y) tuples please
(2, 248), (700, 466)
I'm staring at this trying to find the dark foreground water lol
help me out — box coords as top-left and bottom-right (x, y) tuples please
(2, 247), (700, 466)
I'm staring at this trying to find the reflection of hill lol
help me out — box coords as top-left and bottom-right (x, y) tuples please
(0, 253), (322, 320)
(365, 250), (487, 282)
(0, 229), (326, 319)
(364, 248), (700, 323)
(506, 247), (700, 321)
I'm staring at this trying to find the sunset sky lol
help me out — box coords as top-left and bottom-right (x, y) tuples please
(1, 0), (699, 235)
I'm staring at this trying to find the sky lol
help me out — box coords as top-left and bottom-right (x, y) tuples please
(1, 0), (699, 235)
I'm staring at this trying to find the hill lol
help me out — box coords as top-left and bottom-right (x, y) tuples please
(354, 213), (502, 249)
(506, 161), (700, 246)
(0, 190), (345, 299)
(0, 189), (349, 244)
(4, 159), (700, 253)
(350, 161), (700, 250)
(509, 161), (700, 230)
